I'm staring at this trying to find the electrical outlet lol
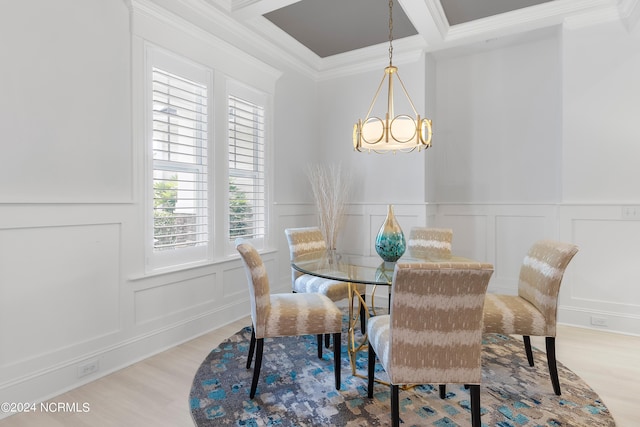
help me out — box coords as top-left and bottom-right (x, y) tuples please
(77, 359), (99, 378)
(621, 205), (640, 219)
(590, 316), (607, 327)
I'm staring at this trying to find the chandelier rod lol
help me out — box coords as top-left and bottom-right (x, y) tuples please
(388, 0), (394, 67)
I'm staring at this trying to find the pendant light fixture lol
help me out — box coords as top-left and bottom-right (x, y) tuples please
(353, 0), (432, 153)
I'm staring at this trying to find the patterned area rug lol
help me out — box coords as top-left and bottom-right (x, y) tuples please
(190, 316), (615, 426)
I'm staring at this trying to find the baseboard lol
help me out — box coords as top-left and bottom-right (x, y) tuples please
(558, 306), (640, 336)
(0, 299), (250, 420)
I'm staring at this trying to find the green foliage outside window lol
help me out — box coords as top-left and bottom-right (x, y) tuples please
(154, 175), (178, 248)
(229, 178), (253, 238)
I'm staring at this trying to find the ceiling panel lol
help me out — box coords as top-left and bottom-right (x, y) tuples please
(263, 0), (418, 58)
(440, 0), (556, 26)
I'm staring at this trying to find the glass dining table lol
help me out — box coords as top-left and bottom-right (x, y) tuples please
(291, 250), (473, 378)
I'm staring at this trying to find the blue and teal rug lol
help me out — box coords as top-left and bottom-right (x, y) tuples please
(190, 319), (614, 426)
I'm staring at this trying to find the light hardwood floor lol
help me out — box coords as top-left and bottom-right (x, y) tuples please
(1, 318), (638, 427)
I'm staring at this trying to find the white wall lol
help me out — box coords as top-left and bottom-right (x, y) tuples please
(0, 0), (317, 412)
(433, 32), (562, 203)
(0, 0), (132, 203)
(562, 20), (640, 202)
(2, 0), (640, 414)
(317, 58), (429, 205)
(421, 22), (639, 335)
(558, 18), (640, 333)
(323, 21), (640, 336)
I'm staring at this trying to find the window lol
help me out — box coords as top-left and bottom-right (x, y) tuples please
(143, 44), (272, 270)
(228, 94), (265, 242)
(149, 58), (210, 270)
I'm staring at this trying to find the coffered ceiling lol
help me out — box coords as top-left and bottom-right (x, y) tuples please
(204, 0), (638, 72)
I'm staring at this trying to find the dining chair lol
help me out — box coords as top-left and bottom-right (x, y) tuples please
(483, 239), (579, 395)
(407, 227), (453, 259)
(236, 241), (343, 398)
(285, 226), (366, 337)
(367, 261), (494, 427)
(383, 226), (454, 310)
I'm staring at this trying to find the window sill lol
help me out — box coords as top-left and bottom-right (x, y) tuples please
(129, 247), (277, 282)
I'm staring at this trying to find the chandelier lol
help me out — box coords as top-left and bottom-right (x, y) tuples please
(353, 0), (432, 154)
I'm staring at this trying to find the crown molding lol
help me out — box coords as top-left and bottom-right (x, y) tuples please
(130, 0), (282, 81)
(563, 5), (621, 29)
(131, 0), (634, 82)
(172, 0), (319, 79)
(317, 36), (426, 81)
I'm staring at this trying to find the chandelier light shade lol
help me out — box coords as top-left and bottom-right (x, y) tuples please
(353, 0), (432, 154)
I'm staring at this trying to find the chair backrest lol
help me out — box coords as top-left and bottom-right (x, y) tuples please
(387, 262), (493, 385)
(407, 227), (453, 259)
(236, 241), (271, 338)
(284, 227), (327, 283)
(517, 240), (579, 335)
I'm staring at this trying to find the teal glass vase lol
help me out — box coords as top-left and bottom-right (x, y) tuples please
(375, 205), (406, 263)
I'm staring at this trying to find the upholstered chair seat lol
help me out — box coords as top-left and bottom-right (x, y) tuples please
(483, 239), (579, 395)
(292, 274), (351, 301)
(285, 226), (366, 338)
(236, 241), (343, 399)
(368, 261), (494, 427)
(285, 226), (366, 299)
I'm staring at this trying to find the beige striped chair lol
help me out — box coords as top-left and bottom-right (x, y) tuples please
(236, 241), (343, 398)
(407, 227), (453, 259)
(483, 240), (578, 395)
(367, 261), (494, 427)
(383, 227), (453, 310)
(285, 227), (366, 336)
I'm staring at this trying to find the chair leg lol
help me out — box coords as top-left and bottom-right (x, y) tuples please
(246, 327), (256, 369)
(317, 334), (323, 358)
(367, 343), (376, 398)
(391, 384), (400, 427)
(360, 294), (367, 334)
(469, 384), (481, 427)
(325, 333), (330, 348)
(249, 338), (264, 399)
(523, 335), (535, 366)
(333, 332), (341, 390)
(546, 336), (561, 395)
(439, 384), (446, 399)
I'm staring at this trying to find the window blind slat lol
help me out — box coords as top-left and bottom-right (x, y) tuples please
(228, 94), (265, 241)
(152, 67), (209, 252)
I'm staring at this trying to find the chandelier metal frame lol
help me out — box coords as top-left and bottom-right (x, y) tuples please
(353, 0), (432, 153)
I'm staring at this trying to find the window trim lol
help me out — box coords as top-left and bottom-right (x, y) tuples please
(145, 46), (214, 273)
(224, 80), (271, 255)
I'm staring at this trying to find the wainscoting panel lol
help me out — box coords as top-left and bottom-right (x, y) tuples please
(434, 204), (640, 335)
(0, 223), (120, 371)
(557, 205), (640, 334)
(494, 214), (548, 293)
(436, 204), (560, 294)
(571, 219), (640, 305)
(223, 264), (250, 299)
(134, 271), (218, 325)
(436, 212), (490, 261)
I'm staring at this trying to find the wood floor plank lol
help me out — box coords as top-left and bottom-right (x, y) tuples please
(1, 318), (638, 426)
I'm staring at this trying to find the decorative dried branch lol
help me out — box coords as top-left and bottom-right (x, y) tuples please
(306, 163), (351, 250)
